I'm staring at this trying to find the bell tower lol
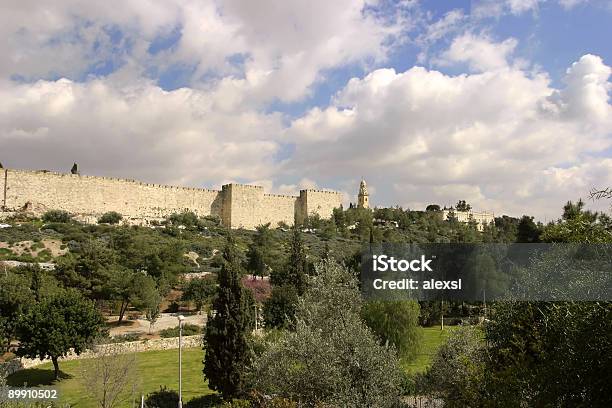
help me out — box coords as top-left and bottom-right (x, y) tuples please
(357, 179), (369, 209)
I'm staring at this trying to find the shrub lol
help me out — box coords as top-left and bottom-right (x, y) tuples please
(166, 300), (180, 313)
(167, 211), (199, 228)
(248, 392), (297, 408)
(159, 324), (201, 338)
(42, 210), (72, 223)
(419, 326), (486, 406)
(189, 241), (212, 258)
(109, 333), (141, 343)
(145, 386), (178, 408)
(35, 249), (52, 262)
(220, 399), (251, 408)
(98, 211), (123, 225)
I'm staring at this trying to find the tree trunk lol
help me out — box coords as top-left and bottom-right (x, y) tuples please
(51, 356), (60, 380)
(118, 299), (128, 323)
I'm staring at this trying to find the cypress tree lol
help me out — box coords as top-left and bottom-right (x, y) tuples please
(203, 233), (252, 399)
(264, 227), (309, 328)
(271, 226), (308, 295)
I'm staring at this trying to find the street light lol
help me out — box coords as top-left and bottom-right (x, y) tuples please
(178, 315), (185, 408)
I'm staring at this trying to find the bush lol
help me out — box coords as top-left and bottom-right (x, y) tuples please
(248, 392), (297, 408)
(109, 333), (141, 343)
(220, 399), (251, 408)
(42, 210), (72, 223)
(166, 300), (180, 313)
(145, 386), (179, 408)
(167, 211), (200, 228)
(159, 324), (201, 338)
(98, 211), (122, 224)
(419, 326), (485, 406)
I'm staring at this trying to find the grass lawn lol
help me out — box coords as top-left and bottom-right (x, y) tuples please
(7, 326), (458, 407)
(402, 326), (458, 375)
(7, 347), (215, 408)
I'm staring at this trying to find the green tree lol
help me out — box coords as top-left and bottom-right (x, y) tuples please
(265, 227), (308, 328)
(98, 211), (123, 225)
(319, 219), (337, 240)
(16, 290), (105, 379)
(42, 210), (72, 223)
(0, 272), (34, 352)
(270, 227), (307, 294)
(455, 200), (471, 212)
(516, 215), (541, 243)
(182, 277), (217, 313)
(130, 274), (162, 333)
(362, 300), (422, 361)
(107, 265), (136, 323)
(54, 239), (118, 300)
(251, 259), (403, 407)
(483, 201), (612, 407)
(167, 211), (199, 229)
(26, 265), (62, 301)
(541, 209), (611, 243)
(246, 245), (266, 278)
(203, 234), (253, 400)
(420, 326), (486, 407)
(332, 206), (347, 231)
(262, 285), (298, 329)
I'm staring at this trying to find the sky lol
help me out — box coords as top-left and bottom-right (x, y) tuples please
(0, 0), (611, 221)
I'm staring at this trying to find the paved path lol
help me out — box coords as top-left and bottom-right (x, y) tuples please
(107, 313), (206, 337)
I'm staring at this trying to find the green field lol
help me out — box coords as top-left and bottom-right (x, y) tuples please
(402, 326), (457, 374)
(7, 327), (454, 407)
(7, 348), (216, 408)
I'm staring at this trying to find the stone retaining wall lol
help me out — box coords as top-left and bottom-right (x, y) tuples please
(1, 335), (203, 375)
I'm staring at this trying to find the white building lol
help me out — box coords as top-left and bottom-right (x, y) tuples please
(441, 209), (495, 231)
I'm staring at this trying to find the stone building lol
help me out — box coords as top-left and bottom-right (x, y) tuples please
(441, 209), (495, 231)
(0, 168), (343, 230)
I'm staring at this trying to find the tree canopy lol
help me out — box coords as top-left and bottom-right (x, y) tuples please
(17, 290), (105, 379)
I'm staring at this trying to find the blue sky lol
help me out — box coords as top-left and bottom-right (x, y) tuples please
(1, 0), (611, 220)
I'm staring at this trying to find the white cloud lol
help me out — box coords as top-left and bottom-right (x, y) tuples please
(1, 1), (610, 222)
(472, 0), (591, 18)
(285, 53), (612, 220)
(558, 0), (589, 10)
(544, 54), (612, 123)
(507, 0), (540, 14)
(0, 0), (411, 104)
(435, 33), (518, 72)
(0, 78), (284, 187)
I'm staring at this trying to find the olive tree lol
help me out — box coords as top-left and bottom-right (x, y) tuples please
(251, 259), (403, 407)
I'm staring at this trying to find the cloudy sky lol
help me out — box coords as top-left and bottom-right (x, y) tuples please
(1, 0), (611, 221)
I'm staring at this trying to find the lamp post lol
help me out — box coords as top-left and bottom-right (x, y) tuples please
(178, 315), (185, 408)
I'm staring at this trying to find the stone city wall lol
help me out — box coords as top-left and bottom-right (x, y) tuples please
(299, 189), (344, 224)
(1, 169), (343, 229)
(2, 169), (222, 221)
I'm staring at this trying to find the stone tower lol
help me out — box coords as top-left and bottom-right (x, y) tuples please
(357, 179), (369, 209)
